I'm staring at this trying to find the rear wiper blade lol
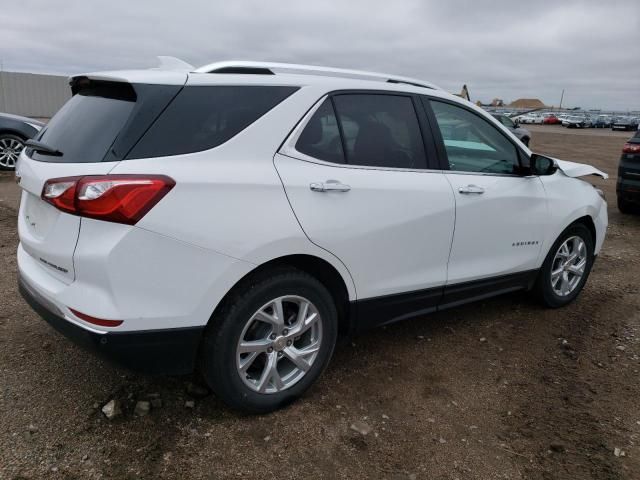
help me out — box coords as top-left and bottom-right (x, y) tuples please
(25, 139), (63, 157)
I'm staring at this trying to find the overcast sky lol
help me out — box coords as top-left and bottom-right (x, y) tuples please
(2, 0), (638, 110)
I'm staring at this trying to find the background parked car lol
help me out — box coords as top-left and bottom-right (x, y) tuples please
(542, 113), (561, 125)
(612, 117), (639, 131)
(517, 113), (544, 124)
(617, 129), (640, 213)
(0, 113), (44, 170)
(591, 115), (612, 128)
(562, 115), (590, 128)
(491, 113), (531, 146)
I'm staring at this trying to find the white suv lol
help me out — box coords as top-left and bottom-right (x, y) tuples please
(16, 61), (608, 413)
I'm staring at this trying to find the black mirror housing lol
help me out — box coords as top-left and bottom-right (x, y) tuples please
(530, 154), (558, 176)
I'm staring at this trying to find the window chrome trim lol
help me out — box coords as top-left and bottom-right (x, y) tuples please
(279, 94), (441, 174)
(278, 151), (444, 174)
(442, 170), (527, 178)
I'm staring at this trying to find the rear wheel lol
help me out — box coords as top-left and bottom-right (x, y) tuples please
(535, 223), (594, 308)
(618, 197), (634, 214)
(200, 268), (338, 413)
(0, 133), (26, 171)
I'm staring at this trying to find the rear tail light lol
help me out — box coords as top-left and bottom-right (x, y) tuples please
(622, 143), (640, 154)
(42, 175), (175, 225)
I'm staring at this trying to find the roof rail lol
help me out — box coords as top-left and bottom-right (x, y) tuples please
(193, 61), (440, 90)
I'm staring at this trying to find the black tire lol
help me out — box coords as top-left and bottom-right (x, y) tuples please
(521, 137), (530, 147)
(0, 133), (26, 171)
(618, 197), (634, 214)
(200, 267), (338, 413)
(535, 223), (594, 308)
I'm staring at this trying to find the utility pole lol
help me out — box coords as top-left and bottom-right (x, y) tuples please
(559, 89), (565, 111)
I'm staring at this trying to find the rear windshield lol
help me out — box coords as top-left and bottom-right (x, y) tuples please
(127, 85), (298, 159)
(31, 82), (137, 163)
(29, 82), (298, 163)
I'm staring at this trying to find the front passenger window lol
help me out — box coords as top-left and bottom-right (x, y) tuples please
(429, 100), (520, 175)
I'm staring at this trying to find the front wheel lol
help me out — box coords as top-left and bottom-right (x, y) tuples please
(535, 223), (594, 308)
(200, 268), (338, 413)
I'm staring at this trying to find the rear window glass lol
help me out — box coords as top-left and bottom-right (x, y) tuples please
(128, 85), (298, 159)
(31, 82), (136, 163)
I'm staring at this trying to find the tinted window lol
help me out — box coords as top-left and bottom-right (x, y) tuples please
(295, 98), (345, 163)
(31, 82), (136, 163)
(332, 94), (426, 168)
(430, 100), (520, 174)
(129, 86), (298, 159)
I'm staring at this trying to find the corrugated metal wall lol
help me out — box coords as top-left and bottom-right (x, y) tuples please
(0, 71), (70, 119)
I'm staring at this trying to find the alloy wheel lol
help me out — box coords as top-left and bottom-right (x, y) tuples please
(0, 137), (24, 168)
(550, 236), (587, 297)
(236, 295), (323, 394)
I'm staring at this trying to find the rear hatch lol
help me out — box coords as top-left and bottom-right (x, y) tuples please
(17, 74), (186, 283)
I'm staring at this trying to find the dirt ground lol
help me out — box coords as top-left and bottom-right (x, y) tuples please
(1, 125), (639, 480)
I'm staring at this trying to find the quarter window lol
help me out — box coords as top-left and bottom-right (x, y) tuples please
(128, 85), (298, 159)
(429, 100), (520, 174)
(295, 98), (345, 164)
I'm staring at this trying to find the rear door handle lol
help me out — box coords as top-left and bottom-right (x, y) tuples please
(458, 184), (485, 194)
(310, 180), (351, 193)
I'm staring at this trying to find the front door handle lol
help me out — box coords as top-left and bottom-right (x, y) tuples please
(458, 184), (485, 194)
(310, 180), (351, 193)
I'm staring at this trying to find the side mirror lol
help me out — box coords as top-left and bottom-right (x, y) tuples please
(530, 153), (557, 176)
(513, 118), (520, 127)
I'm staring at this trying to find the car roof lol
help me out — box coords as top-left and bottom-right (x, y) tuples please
(71, 60), (467, 106)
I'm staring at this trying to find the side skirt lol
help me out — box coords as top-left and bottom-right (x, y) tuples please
(352, 270), (538, 333)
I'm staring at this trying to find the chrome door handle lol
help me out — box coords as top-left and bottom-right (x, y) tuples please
(310, 180), (351, 193)
(458, 184), (485, 194)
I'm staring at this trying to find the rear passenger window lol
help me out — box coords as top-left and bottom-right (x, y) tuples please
(128, 86), (298, 159)
(332, 94), (426, 169)
(295, 98), (345, 164)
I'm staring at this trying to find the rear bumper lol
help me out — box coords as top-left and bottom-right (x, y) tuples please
(617, 175), (640, 204)
(19, 273), (203, 375)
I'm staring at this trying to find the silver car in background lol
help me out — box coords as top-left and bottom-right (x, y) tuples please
(491, 114), (531, 146)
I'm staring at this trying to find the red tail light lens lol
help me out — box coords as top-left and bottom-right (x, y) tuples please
(623, 143), (640, 154)
(41, 175), (175, 225)
(69, 308), (123, 327)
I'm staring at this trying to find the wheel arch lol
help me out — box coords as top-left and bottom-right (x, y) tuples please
(571, 215), (596, 247)
(208, 254), (354, 335)
(0, 129), (29, 140)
